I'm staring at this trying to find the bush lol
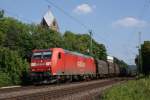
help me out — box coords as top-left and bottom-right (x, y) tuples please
(0, 47), (29, 86)
(102, 78), (150, 100)
(0, 72), (12, 87)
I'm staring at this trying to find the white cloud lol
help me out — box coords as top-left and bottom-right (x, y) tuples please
(74, 4), (93, 14)
(112, 17), (147, 28)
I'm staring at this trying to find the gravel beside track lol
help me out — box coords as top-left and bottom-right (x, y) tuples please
(0, 78), (110, 94)
(0, 78), (130, 100)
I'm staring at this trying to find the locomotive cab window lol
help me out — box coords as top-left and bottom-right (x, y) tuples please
(32, 52), (42, 59)
(43, 51), (52, 59)
(32, 51), (52, 59)
(58, 53), (61, 59)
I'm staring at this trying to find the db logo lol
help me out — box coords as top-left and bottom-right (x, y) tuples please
(77, 61), (85, 68)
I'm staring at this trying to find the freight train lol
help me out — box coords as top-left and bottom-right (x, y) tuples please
(30, 48), (120, 83)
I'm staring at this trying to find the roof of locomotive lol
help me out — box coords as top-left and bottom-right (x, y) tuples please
(32, 48), (93, 59)
(64, 49), (93, 58)
(32, 49), (51, 52)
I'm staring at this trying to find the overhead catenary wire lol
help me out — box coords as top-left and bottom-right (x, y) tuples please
(1, 1), (123, 60)
(44, 0), (113, 55)
(0, 0), (110, 46)
(44, 0), (150, 65)
(0, 3), (108, 45)
(44, 0), (89, 30)
(44, 0), (111, 45)
(138, 0), (150, 19)
(0, 8), (34, 23)
(124, 0), (150, 59)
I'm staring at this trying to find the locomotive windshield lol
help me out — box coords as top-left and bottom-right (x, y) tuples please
(32, 51), (52, 59)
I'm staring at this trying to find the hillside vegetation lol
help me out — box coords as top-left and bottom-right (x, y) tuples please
(0, 11), (107, 86)
(135, 41), (150, 76)
(102, 78), (150, 100)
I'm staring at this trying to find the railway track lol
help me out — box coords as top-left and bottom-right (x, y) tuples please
(0, 77), (132, 100)
(0, 78), (112, 94)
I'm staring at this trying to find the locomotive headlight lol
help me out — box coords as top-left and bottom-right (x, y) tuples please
(46, 62), (51, 66)
(31, 63), (36, 66)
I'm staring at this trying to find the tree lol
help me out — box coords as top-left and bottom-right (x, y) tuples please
(0, 17), (32, 57)
(0, 31), (5, 45)
(0, 47), (28, 86)
(0, 16), (64, 85)
(0, 10), (4, 18)
(0, 15), (108, 86)
(92, 42), (107, 60)
(63, 31), (107, 60)
(63, 31), (79, 51)
(141, 41), (150, 75)
(31, 25), (64, 49)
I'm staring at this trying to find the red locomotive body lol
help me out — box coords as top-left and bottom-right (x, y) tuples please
(30, 48), (96, 82)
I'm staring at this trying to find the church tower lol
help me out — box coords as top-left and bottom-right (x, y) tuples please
(41, 8), (59, 32)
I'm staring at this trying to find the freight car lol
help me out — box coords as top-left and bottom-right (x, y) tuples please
(114, 63), (120, 76)
(95, 59), (109, 78)
(95, 59), (120, 78)
(30, 48), (120, 83)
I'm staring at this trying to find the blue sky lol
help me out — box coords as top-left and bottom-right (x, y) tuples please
(0, 0), (150, 64)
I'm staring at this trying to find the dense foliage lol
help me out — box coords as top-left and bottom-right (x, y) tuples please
(102, 78), (150, 100)
(135, 41), (150, 76)
(0, 47), (28, 86)
(0, 10), (107, 86)
(141, 41), (150, 75)
(63, 31), (107, 60)
(0, 10), (4, 18)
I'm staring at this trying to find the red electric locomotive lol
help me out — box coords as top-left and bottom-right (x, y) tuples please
(30, 48), (96, 83)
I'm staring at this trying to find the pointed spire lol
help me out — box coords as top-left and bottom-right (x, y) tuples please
(48, 5), (51, 10)
(41, 7), (59, 32)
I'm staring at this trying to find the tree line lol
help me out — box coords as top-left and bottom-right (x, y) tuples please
(0, 10), (130, 86)
(0, 10), (107, 86)
(135, 41), (150, 76)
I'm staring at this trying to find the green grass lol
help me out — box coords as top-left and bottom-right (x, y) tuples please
(102, 77), (150, 100)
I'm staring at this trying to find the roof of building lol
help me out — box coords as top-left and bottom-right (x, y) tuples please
(43, 10), (55, 27)
(41, 9), (59, 32)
